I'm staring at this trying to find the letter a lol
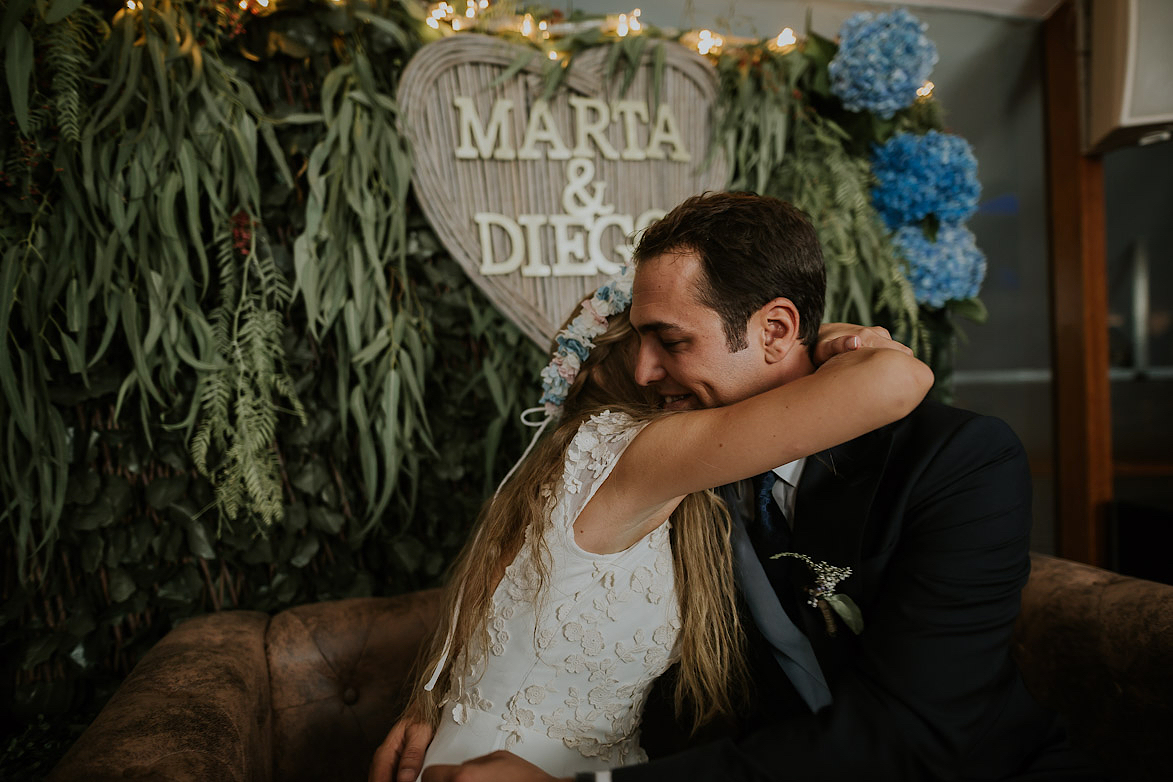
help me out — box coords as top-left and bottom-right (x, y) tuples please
(644, 104), (691, 162)
(518, 100), (571, 160)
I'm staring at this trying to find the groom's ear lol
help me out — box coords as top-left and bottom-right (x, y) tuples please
(759, 298), (801, 364)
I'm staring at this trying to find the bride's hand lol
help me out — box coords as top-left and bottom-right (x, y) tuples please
(369, 719), (435, 782)
(421, 750), (567, 782)
(814, 323), (912, 364)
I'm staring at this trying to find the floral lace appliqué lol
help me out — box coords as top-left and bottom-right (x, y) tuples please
(439, 411), (677, 769)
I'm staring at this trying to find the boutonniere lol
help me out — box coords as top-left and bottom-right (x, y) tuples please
(771, 552), (864, 637)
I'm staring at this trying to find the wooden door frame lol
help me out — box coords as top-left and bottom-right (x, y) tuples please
(1043, 0), (1113, 565)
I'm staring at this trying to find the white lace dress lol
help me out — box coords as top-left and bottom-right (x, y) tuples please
(422, 410), (681, 777)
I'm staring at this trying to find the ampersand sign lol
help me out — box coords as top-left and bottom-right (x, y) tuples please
(398, 34), (727, 346)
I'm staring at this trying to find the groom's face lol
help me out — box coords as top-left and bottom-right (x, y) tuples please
(630, 251), (777, 411)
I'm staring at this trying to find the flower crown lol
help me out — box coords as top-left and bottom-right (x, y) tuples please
(537, 263), (635, 416)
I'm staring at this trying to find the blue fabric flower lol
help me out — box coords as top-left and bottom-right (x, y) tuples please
(828, 8), (938, 118)
(891, 223), (986, 308)
(870, 130), (980, 229)
(539, 363), (570, 407)
(555, 335), (591, 363)
(601, 281), (631, 312)
(537, 262), (635, 417)
(594, 265), (633, 313)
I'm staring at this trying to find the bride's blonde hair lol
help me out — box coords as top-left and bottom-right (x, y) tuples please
(404, 304), (747, 733)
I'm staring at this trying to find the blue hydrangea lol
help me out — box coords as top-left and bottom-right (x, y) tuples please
(870, 130), (981, 229)
(828, 8), (938, 118)
(891, 223), (986, 308)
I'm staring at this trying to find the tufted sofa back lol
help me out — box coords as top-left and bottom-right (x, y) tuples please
(1013, 555), (1173, 782)
(265, 591), (443, 782)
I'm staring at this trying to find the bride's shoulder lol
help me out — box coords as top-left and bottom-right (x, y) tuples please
(568, 409), (644, 455)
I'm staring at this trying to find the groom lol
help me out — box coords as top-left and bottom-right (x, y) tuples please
(381, 193), (1099, 781)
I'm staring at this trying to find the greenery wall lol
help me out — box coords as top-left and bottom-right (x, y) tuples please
(0, 0), (976, 774)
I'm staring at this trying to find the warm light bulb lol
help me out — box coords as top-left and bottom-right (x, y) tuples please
(426, 16), (439, 28)
(238, 0), (249, 9)
(617, 13), (629, 37)
(916, 80), (935, 98)
(466, 7), (474, 17)
(451, 17), (462, 30)
(125, 0), (137, 8)
(776, 27), (796, 47)
(696, 30), (722, 55)
(479, 0), (488, 7)
(521, 13), (534, 36)
(548, 50), (558, 60)
(630, 12), (641, 32)
(538, 20), (547, 31)
(256, 0), (269, 7)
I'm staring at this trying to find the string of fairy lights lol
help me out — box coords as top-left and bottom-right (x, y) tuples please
(115, 0), (935, 97)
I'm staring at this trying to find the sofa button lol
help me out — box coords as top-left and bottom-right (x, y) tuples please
(343, 687), (358, 705)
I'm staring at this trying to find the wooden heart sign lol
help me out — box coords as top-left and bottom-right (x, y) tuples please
(398, 34), (728, 346)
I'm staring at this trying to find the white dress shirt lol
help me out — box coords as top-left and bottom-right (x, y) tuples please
(770, 457), (807, 525)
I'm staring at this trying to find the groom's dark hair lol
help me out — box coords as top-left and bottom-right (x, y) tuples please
(633, 191), (825, 351)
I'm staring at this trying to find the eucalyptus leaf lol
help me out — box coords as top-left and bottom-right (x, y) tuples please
(146, 476), (188, 511)
(23, 634), (59, 670)
(393, 536), (425, 571)
(824, 593), (864, 635)
(4, 22), (33, 134)
(44, 0), (86, 25)
(66, 470), (101, 505)
(309, 506), (344, 535)
(107, 567), (136, 604)
(186, 520), (217, 560)
(290, 533), (320, 568)
(0, 0), (35, 49)
(157, 567), (201, 602)
(80, 534), (104, 574)
(947, 296), (988, 324)
(292, 459), (329, 496)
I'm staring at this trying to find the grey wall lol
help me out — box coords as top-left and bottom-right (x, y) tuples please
(569, 0), (1059, 551)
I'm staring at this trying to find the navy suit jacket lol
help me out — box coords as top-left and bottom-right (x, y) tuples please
(618, 402), (1092, 781)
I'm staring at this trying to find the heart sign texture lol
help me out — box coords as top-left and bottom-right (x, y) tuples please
(397, 34), (728, 346)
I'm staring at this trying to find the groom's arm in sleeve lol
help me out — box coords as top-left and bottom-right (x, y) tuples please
(614, 411), (1042, 782)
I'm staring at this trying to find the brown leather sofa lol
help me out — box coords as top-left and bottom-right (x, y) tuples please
(47, 554), (1173, 782)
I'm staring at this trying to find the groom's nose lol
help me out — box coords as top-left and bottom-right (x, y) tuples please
(634, 339), (666, 386)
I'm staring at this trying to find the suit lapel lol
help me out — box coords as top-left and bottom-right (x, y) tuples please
(721, 483), (832, 713)
(789, 426), (894, 650)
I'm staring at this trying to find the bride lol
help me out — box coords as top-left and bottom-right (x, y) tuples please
(369, 266), (931, 782)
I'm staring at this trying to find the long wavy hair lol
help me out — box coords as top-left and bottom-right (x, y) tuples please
(404, 303), (747, 733)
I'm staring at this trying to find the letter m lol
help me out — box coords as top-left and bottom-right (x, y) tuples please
(453, 97), (516, 160)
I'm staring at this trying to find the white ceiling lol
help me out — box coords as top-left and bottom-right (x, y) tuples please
(853, 0), (1064, 18)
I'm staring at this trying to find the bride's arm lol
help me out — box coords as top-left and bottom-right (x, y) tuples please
(586, 348), (932, 544)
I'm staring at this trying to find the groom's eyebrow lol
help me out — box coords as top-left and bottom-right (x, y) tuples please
(635, 320), (684, 336)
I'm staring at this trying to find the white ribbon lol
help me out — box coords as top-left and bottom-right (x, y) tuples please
(423, 407), (552, 692)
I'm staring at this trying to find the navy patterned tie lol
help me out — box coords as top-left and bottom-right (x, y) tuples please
(752, 470), (790, 551)
(750, 471), (793, 597)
